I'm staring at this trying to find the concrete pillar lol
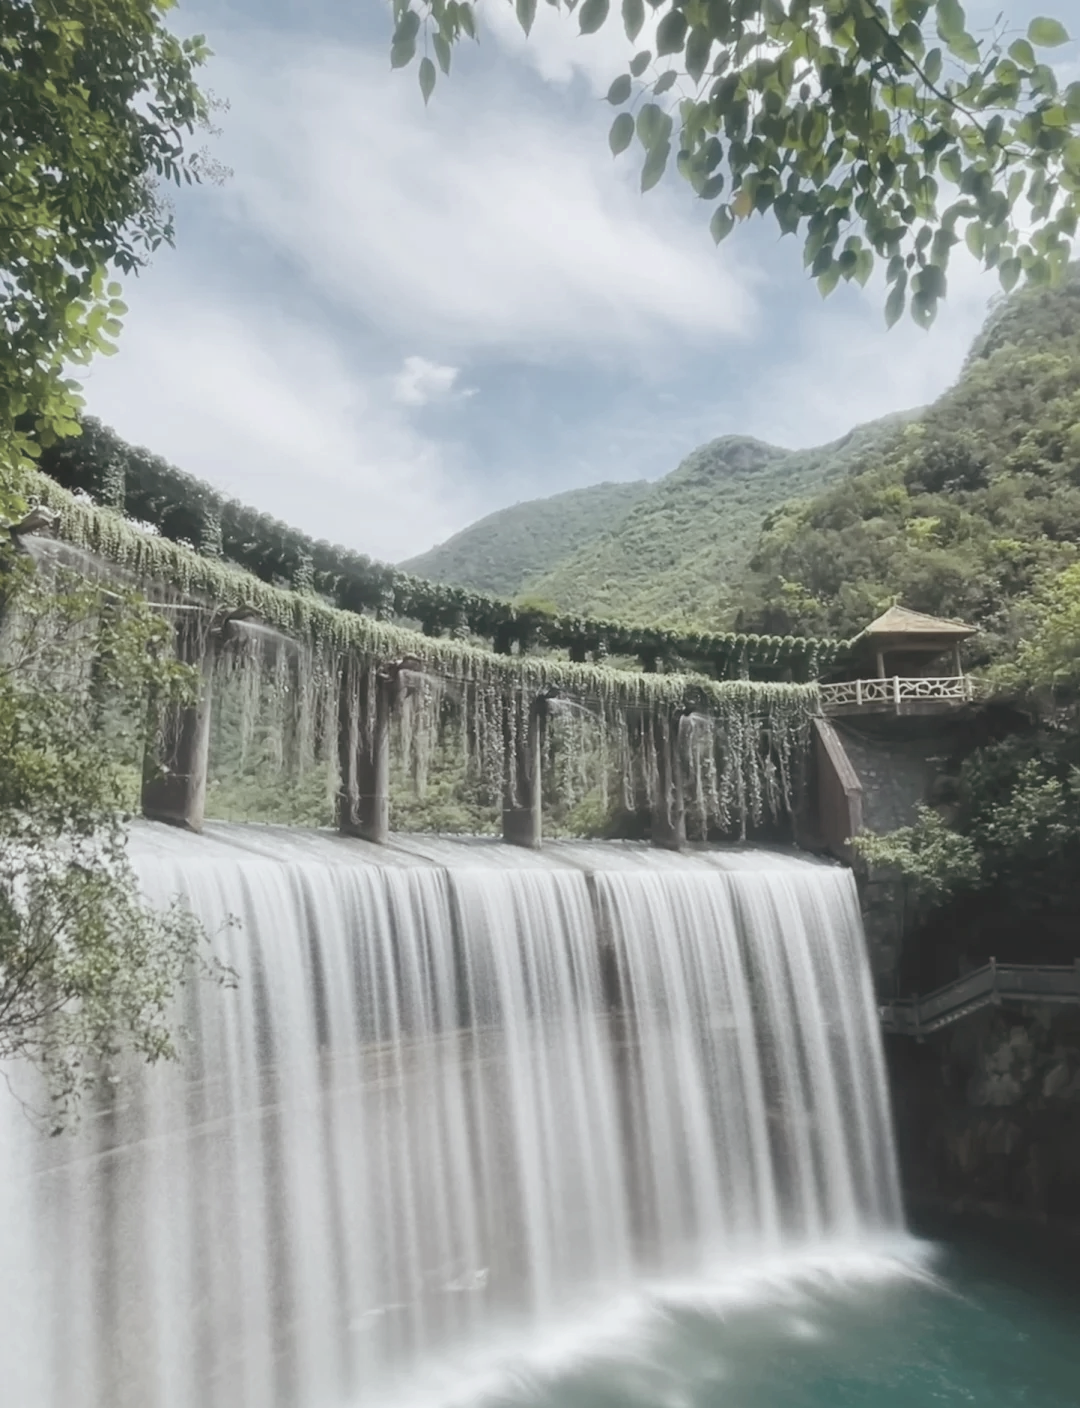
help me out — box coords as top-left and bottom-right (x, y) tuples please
(141, 621), (215, 833)
(502, 693), (543, 849)
(651, 710), (686, 851)
(338, 663), (392, 844)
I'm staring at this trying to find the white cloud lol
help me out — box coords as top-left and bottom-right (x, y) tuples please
(77, 276), (480, 562)
(211, 33), (754, 364)
(71, 0), (1068, 573)
(392, 355), (468, 407)
(732, 249), (1000, 451)
(481, 1), (660, 94)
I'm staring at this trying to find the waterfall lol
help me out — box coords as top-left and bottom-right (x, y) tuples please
(0, 826), (902, 1408)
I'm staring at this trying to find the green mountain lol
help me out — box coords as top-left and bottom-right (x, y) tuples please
(742, 265), (1080, 659)
(406, 414), (914, 629)
(406, 266), (1080, 643)
(528, 419), (913, 626)
(399, 479), (651, 598)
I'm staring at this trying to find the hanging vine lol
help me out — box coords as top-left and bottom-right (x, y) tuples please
(33, 425), (845, 677)
(17, 471), (822, 834)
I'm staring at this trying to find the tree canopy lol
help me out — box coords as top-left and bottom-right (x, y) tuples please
(0, 0), (216, 515)
(740, 263), (1080, 650)
(392, 0), (1079, 325)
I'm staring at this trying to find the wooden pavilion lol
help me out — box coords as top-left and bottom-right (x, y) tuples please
(819, 605), (979, 715)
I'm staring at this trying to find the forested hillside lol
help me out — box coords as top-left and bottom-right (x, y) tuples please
(741, 267), (1080, 662)
(400, 479), (650, 598)
(529, 419), (913, 625)
(406, 416), (913, 627)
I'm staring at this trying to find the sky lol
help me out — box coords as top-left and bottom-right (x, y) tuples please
(75, 0), (1080, 563)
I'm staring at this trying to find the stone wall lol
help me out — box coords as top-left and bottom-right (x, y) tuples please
(836, 720), (963, 995)
(888, 1004), (1080, 1229)
(823, 706), (1029, 995)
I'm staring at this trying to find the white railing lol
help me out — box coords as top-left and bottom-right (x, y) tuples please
(819, 675), (984, 711)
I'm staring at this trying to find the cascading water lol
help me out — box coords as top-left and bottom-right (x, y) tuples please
(0, 826), (903, 1408)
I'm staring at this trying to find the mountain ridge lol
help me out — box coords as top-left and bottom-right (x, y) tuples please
(400, 479), (651, 599)
(405, 414), (920, 628)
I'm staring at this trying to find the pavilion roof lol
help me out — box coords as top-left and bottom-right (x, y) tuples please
(855, 604), (977, 641)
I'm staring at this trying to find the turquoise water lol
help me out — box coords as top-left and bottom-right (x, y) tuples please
(467, 1236), (1080, 1408)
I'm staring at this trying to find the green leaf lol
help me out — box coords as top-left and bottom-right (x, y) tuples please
(654, 69), (677, 94)
(685, 26), (712, 85)
(911, 290), (938, 327)
(641, 140), (671, 192)
(935, 0), (966, 41)
(939, 150), (962, 184)
(418, 56), (436, 105)
(609, 111), (635, 155)
(1028, 17), (1070, 48)
(817, 262), (841, 297)
(656, 9), (688, 56)
(1008, 38), (1036, 68)
(885, 275), (907, 328)
(390, 35), (417, 68)
(516, 0), (537, 34)
(433, 33), (452, 74)
(636, 102), (670, 150)
(622, 0), (645, 42)
(710, 205), (735, 243)
(391, 7), (420, 68)
(951, 30), (980, 62)
(999, 255), (1022, 291)
(630, 50), (651, 77)
(579, 0), (610, 35)
(608, 74), (632, 104)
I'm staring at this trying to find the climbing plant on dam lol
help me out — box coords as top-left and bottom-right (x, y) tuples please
(35, 421), (842, 681)
(13, 471), (822, 840)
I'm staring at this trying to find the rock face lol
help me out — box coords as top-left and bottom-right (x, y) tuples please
(889, 1004), (1080, 1227)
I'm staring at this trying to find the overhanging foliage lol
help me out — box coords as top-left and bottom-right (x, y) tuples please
(17, 466), (822, 834)
(393, 0), (1079, 326)
(37, 420), (845, 677)
(0, 0), (219, 490)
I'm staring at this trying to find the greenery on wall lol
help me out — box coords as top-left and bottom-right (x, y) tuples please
(35, 420), (842, 678)
(13, 466), (822, 838)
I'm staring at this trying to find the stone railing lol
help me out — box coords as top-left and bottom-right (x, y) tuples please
(819, 675), (984, 713)
(882, 960), (1080, 1037)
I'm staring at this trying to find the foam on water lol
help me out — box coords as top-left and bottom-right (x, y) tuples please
(0, 823), (906, 1408)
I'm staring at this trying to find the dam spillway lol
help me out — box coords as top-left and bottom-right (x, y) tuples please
(0, 827), (903, 1408)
